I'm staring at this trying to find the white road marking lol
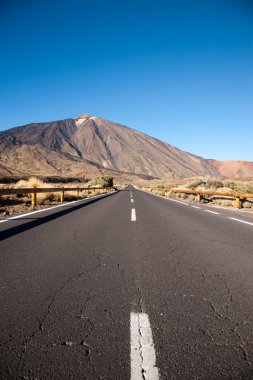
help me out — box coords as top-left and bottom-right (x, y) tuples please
(166, 198), (189, 205)
(0, 193), (108, 223)
(131, 208), (136, 221)
(147, 192), (189, 205)
(131, 199), (134, 203)
(204, 210), (220, 215)
(228, 217), (253, 226)
(130, 312), (159, 380)
(140, 189), (253, 227)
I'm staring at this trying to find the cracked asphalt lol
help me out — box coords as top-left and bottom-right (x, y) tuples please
(0, 188), (253, 379)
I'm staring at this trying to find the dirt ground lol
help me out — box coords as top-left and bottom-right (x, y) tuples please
(0, 198), (61, 217)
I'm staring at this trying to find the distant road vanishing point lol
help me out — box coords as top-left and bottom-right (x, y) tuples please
(0, 186), (253, 379)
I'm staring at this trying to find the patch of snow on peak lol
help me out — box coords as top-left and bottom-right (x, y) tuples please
(75, 118), (87, 126)
(75, 115), (98, 126)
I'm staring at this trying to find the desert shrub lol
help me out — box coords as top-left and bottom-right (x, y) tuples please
(64, 191), (80, 201)
(215, 187), (234, 194)
(212, 199), (233, 207)
(212, 199), (222, 206)
(206, 179), (223, 189)
(221, 199), (233, 207)
(16, 177), (45, 189)
(238, 183), (253, 194)
(90, 189), (105, 196)
(43, 192), (61, 203)
(242, 200), (253, 208)
(16, 177), (50, 203)
(89, 176), (113, 188)
(186, 180), (206, 189)
(222, 180), (253, 194)
(223, 180), (236, 190)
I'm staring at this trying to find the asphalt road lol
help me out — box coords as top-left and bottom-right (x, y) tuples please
(0, 187), (253, 379)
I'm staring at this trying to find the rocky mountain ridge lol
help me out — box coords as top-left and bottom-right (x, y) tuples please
(0, 114), (252, 180)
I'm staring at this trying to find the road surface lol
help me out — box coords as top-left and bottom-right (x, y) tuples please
(0, 187), (253, 379)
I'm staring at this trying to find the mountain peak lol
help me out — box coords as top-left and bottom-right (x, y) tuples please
(75, 114), (99, 126)
(77, 113), (91, 119)
(0, 114), (253, 180)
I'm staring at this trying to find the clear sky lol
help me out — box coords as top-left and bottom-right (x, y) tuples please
(0, 0), (252, 160)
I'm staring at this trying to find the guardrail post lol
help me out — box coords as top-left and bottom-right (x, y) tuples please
(196, 194), (202, 203)
(60, 191), (65, 203)
(31, 192), (37, 208)
(235, 196), (241, 209)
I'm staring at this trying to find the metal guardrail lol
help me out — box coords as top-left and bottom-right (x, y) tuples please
(150, 188), (253, 208)
(0, 187), (115, 208)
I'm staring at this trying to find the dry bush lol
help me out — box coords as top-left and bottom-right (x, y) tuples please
(185, 180), (206, 189)
(215, 187), (234, 194)
(87, 176), (113, 188)
(127, 178), (253, 209)
(212, 199), (233, 207)
(206, 179), (223, 189)
(188, 194), (196, 201)
(64, 191), (80, 201)
(16, 177), (46, 189)
(87, 189), (104, 197)
(238, 182), (253, 194)
(242, 200), (253, 208)
(223, 180), (253, 194)
(16, 177), (52, 203)
(223, 180), (236, 190)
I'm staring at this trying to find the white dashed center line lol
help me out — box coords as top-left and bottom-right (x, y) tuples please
(131, 208), (136, 221)
(130, 312), (159, 380)
(191, 205), (201, 209)
(204, 210), (220, 215)
(228, 217), (253, 226)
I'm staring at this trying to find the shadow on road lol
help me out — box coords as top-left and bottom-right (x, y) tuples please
(0, 191), (119, 241)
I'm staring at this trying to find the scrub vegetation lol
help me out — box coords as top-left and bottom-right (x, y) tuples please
(0, 176), (114, 217)
(134, 178), (253, 209)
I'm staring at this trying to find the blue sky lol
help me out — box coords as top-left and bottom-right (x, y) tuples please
(0, 0), (252, 160)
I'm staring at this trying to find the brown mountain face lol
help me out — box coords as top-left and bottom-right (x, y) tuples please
(207, 159), (253, 180)
(0, 114), (252, 180)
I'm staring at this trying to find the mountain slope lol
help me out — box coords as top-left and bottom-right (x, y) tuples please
(0, 114), (252, 180)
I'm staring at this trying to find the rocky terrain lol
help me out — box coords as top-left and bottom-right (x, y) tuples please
(0, 114), (252, 180)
